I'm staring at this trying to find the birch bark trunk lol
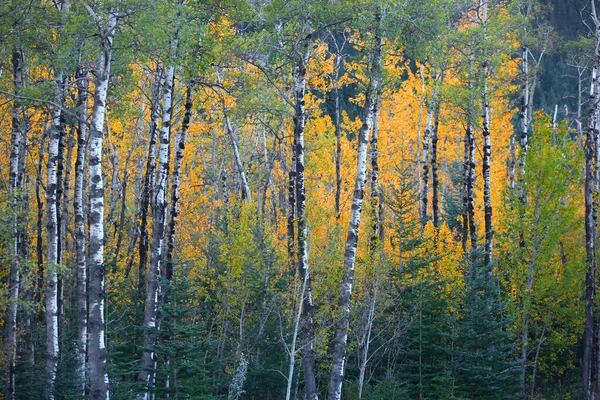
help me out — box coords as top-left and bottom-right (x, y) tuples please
(74, 68), (89, 397)
(139, 66), (162, 306)
(328, 12), (383, 400)
(583, 6), (600, 396)
(6, 47), (23, 400)
(431, 74), (443, 230)
(333, 52), (343, 219)
(45, 69), (63, 400)
(293, 38), (319, 400)
(139, 63), (175, 399)
(165, 82), (192, 285)
(87, 10), (117, 400)
(519, 46), (530, 168)
(369, 87), (382, 247)
(480, 0), (493, 277)
(420, 97), (434, 227)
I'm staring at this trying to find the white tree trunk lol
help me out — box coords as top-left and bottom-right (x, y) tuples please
(6, 47), (23, 400)
(74, 68), (89, 397)
(480, 0), (493, 277)
(87, 9), (117, 400)
(138, 63), (175, 399)
(328, 12), (383, 400)
(45, 68), (63, 400)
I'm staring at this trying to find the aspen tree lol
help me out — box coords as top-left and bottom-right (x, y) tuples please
(328, 10), (383, 400)
(86, 5), (118, 399)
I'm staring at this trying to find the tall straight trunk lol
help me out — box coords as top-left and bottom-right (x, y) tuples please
(328, 12), (383, 400)
(480, 0), (493, 277)
(333, 54), (343, 219)
(36, 128), (48, 306)
(285, 276), (306, 400)
(508, 133), (516, 190)
(369, 86), (382, 248)
(583, 14), (600, 398)
(6, 47), (23, 400)
(293, 38), (319, 400)
(139, 63), (175, 399)
(357, 285), (378, 400)
(416, 67), (425, 199)
(287, 142), (296, 271)
(519, 46), (529, 165)
(466, 122), (477, 256)
(165, 82), (192, 285)
(19, 87), (33, 370)
(55, 80), (68, 343)
(420, 98), (434, 227)
(74, 68), (89, 397)
(88, 10), (117, 400)
(139, 66), (162, 306)
(482, 67), (493, 273)
(431, 74), (443, 229)
(45, 68), (64, 400)
(462, 53), (477, 257)
(158, 81), (192, 398)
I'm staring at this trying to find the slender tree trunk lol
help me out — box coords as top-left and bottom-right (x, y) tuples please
(357, 285), (378, 400)
(519, 46), (529, 166)
(139, 66), (162, 307)
(224, 111), (251, 202)
(417, 67), (425, 199)
(88, 11), (117, 400)
(480, 0), (493, 277)
(287, 141), (296, 271)
(583, 18), (600, 399)
(467, 122), (477, 256)
(285, 263), (308, 400)
(508, 133), (516, 190)
(293, 39), (319, 400)
(328, 12), (383, 400)
(36, 128), (48, 306)
(139, 63), (175, 399)
(74, 68), (89, 397)
(463, 53), (478, 257)
(45, 69), (64, 400)
(420, 96), (434, 227)
(369, 86), (382, 248)
(6, 47), (23, 400)
(165, 82), (192, 285)
(334, 54), (343, 219)
(431, 74), (443, 229)
(214, 71), (251, 203)
(482, 68), (493, 274)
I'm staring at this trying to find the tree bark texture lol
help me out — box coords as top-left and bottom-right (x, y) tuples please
(6, 47), (23, 400)
(583, 18), (600, 399)
(138, 65), (162, 307)
(74, 68), (89, 397)
(88, 11), (117, 400)
(328, 12), (383, 400)
(139, 63), (175, 399)
(293, 38), (319, 400)
(45, 69), (64, 400)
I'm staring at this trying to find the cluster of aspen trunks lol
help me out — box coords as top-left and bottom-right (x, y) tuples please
(3, 0), (600, 399)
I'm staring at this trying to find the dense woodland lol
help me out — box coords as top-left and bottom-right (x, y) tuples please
(2, 0), (600, 399)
